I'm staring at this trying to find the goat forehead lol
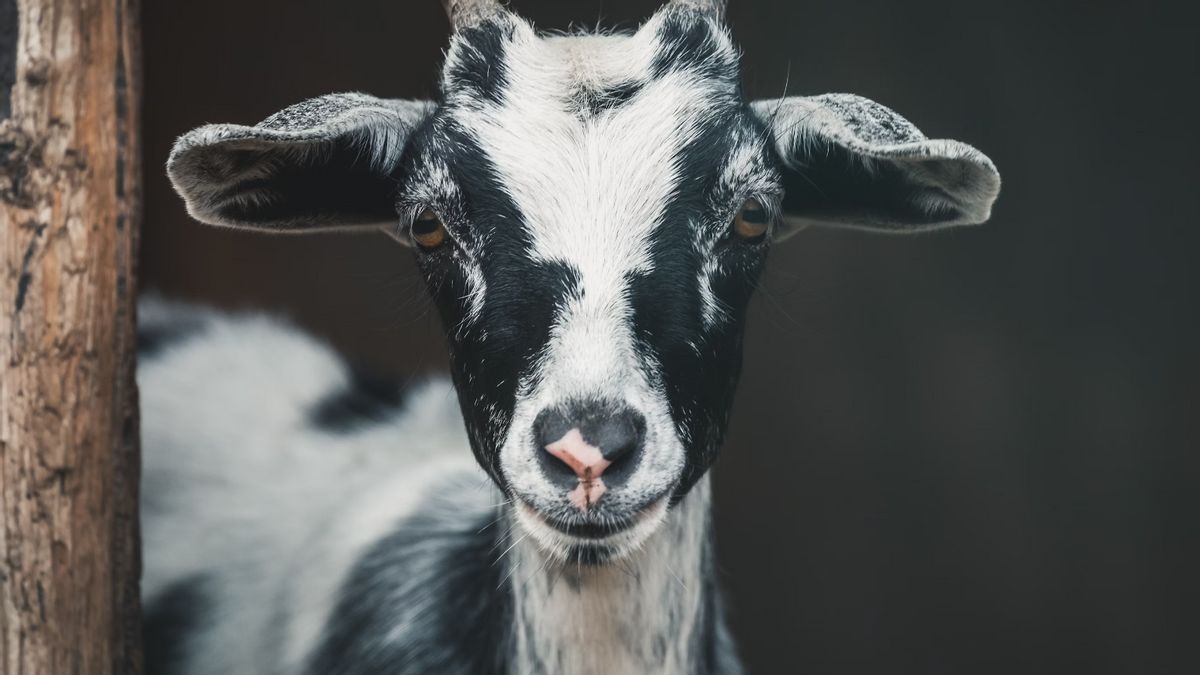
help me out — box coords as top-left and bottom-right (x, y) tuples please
(442, 12), (740, 103)
(444, 31), (741, 276)
(539, 32), (660, 91)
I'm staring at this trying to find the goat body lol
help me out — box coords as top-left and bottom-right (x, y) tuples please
(139, 300), (738, 674)
(145, 1), (999, 673)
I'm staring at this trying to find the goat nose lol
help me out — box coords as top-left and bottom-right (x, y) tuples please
(533, 404), (645, 510)
(545, 429), (613, 481)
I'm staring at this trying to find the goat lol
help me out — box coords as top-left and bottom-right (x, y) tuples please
(142, 0), (1001, 673)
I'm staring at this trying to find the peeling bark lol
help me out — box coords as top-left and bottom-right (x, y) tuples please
(0, 1), (143, 673)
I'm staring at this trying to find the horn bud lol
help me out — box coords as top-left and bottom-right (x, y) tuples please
(442, 0), (503, 30)
(665, 0), (727, 19)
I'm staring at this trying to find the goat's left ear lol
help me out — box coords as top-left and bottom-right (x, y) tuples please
(751, 94), (1001, 239)
(168, 93), (435, 234)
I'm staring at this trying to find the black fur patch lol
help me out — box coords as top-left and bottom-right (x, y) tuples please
(137, 316), (208, 360)
(778, 140), (961, 227)
(143, 575), (210, 675)
(651, 10), (737, 81)
(208, 136), (402, 229)
(401, 114), (580, 487)
(444, 17), (514, 106)
(304, 477), (513, 675)
(309, 365), (410, 432)
(628, 107), (768, 499)
(641, 11), (765, 500)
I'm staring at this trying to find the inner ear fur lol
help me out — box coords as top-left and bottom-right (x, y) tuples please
(168, 93), (435, 234)
(751, 94), (1000, 238)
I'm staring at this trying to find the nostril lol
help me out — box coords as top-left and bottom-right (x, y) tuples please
(590, 412), (645, 490)
(607, 437), (637, 464)
(590, 413), (642, 469)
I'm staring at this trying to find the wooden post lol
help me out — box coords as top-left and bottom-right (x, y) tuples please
(0, 0), (143, 673)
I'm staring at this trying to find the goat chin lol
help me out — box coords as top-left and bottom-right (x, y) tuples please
(511, 496), (672, 565)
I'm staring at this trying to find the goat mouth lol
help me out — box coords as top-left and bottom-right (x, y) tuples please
(513, 497), (667, 542)
(549, 517), (637, 540)
(513, 501), (637, 538)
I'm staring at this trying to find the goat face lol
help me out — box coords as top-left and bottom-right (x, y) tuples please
(167, 1), (1000, 563)
(400, 8), (770, 560)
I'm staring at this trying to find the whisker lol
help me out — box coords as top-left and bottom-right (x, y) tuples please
(492, 530), (530, 568)
(664, 560), (690, 593)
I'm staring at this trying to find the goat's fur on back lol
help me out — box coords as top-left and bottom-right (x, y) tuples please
(145, 1), (999, 673)
(138, 299), (476, 673)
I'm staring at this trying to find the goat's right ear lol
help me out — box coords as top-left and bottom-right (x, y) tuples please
(167, 93), (435, 234)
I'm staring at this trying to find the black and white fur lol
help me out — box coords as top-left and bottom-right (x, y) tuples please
(145, 1), (1000, 673)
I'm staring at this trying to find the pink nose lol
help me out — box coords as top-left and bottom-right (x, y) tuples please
(544, 429), (612, 510)
(545, 428), (612, 480)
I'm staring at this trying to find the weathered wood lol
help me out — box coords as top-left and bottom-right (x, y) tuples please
(0, 0), (143, 673)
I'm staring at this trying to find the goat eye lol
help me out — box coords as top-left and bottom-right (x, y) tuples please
(412, 209), (448, 250)
(732, 198), (769, 242)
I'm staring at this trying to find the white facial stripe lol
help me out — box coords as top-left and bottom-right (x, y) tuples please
(695, 223), (729, 329)
(693, 125), (785, 331)
(401, 159), (490, 330)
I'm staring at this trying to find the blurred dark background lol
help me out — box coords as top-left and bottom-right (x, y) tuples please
(141, 1), (1198, 673)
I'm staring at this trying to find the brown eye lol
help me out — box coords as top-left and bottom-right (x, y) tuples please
(412, 209), (448, 249)
(732, 198), (770, 241)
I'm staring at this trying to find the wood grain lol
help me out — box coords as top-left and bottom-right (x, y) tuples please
(0, 0), (143, 672)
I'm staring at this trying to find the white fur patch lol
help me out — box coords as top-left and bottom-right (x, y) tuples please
(510, 478), (715, 675)
(139, 299), (480, 675)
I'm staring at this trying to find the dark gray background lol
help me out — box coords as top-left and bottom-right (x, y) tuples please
(142, 1), (1198, 672)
